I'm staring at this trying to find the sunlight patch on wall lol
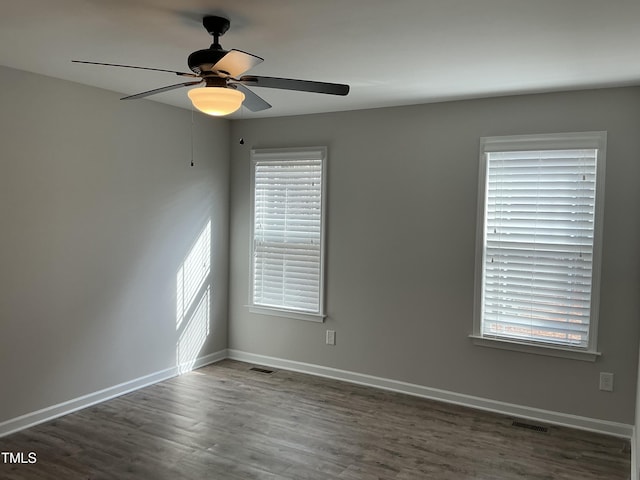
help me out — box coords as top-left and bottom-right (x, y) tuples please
(177, 286), (210, 374)
(176, 220), (212, 374)
(177, 221), (211, 329)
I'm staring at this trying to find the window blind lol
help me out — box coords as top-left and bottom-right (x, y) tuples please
(481, 148), (598, 348)
(251, 149), (325, 314)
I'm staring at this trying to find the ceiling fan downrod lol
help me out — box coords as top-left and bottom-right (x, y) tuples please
(202, 16), (230, 50)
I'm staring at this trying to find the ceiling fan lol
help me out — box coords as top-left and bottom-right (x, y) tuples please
(73, 15), (350, 116)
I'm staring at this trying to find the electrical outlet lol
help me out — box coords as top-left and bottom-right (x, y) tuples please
(599, 372), (614, 392)
(326, 330), (336, 345)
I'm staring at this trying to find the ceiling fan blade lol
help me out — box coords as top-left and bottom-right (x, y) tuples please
(238, 75), (350, 96)
(211, 49), (264, 77)
(232, 84), (271, 112)
(121, 80), (204, 100)
(72, 60), (198, 78)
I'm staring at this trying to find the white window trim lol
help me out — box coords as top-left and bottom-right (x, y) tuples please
(472, 132), (607, 361)
(248, 305), (326, 323)
(248, 146), (327, 322)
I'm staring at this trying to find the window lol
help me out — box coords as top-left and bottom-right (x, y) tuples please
(249, 147), (327, 321)
(472, 132), (606, 361)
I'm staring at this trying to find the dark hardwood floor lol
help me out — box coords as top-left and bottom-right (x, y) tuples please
(0, 359), (631, 479)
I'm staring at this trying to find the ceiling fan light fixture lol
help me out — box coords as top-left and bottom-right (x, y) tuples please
(187, 86), (245, 116)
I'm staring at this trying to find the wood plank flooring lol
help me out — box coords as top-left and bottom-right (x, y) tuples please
(0, 359), (631, 479)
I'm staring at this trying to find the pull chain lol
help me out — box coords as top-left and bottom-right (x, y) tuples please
(239, 103), (245, 145)
(190, 107), (195, 167)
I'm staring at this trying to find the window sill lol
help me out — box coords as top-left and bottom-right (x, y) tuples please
(248, 305), (326, 323)
(469, 335), (601, 362)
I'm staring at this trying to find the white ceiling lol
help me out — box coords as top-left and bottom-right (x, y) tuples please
(3, 0), (640, 118)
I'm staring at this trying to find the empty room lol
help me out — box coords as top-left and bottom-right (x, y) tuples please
(1, 1), (640, 479)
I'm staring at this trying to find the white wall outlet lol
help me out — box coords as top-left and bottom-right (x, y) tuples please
(599, 372), (614, 392)
(326, 330), (336, 345)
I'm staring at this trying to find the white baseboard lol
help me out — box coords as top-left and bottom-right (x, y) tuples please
(227, 349), (633, 439)
(0, 349), (227, 438)
(2, 348), (632, 442)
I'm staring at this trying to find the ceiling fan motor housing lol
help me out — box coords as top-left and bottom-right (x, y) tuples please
(188, 49), (228, 75)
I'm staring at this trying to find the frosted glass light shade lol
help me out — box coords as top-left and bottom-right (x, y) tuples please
(187, 87), (245, 116)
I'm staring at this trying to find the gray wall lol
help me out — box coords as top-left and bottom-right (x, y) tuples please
(0, 66), (230, 423)
(229, 87), (640, 424)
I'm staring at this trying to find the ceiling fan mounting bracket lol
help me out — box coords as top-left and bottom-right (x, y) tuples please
(203, 16), (230, 37)
(203, 16), (230, 49)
